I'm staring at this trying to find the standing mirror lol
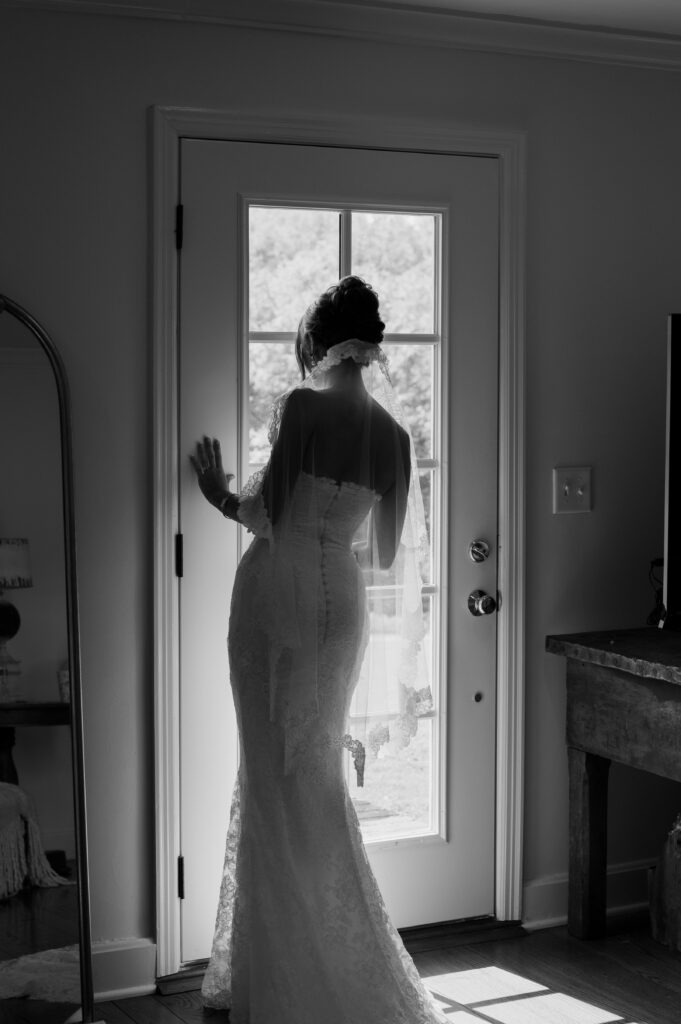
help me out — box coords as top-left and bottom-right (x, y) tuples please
(0, 296), (96, 1022)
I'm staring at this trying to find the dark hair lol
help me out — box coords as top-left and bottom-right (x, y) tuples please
(295, 276), (385, 378)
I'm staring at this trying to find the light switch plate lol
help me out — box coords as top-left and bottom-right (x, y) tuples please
(553, 466), (592, 514)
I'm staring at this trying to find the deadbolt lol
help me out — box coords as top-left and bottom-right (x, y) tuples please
(468, 590), (497, 617)
(468, 539), (490, 563)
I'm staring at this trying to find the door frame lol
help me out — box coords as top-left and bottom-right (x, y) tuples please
(151, 105), (526, 978)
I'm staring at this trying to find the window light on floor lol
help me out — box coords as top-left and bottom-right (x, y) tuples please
(423, 966), (645, 1024)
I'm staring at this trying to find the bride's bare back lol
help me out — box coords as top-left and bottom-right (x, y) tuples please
(263, 387), (410, 569)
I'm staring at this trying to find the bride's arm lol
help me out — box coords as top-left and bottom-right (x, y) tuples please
(190, 436), (241, 522)
(191, 391), (309, 533)
(373, 425), (411, 569)
(218, 490), (241, 523)
(259, 389), (310, 527)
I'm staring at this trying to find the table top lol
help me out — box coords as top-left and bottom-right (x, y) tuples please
(546, 627), (681, 686)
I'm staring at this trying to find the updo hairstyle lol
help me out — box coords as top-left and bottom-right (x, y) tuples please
(295, 275), (385, 378)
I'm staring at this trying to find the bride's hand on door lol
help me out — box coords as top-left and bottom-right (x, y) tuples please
(190, 436), (234, 509)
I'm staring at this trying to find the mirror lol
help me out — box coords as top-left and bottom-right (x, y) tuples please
(0, 296), (95, 1022)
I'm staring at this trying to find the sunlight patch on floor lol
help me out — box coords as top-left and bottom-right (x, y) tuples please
(426, 966), (546, 1003)
(434, 1011), (484, 1023)
(424, 967), (638, 1024)
(481, 992), (622, 1024)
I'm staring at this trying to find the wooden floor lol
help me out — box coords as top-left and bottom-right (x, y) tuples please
(0, 881), (79, 961)
(101, 916), (680, 1024)
(3, 916), (680, 1024)
(413, 919), (681, 1024)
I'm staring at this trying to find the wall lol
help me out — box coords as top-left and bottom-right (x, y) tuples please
(2, 4), (681, 959)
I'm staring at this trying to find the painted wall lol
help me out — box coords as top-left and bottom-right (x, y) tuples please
(1, 6), (681, 946)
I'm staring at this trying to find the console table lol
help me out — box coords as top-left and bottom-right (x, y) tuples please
(546, 628), (681, 938)
(0, 702), (71, 785)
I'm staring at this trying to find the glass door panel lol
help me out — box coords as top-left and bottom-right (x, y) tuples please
(351, 211), (436, 333)
(383, 341), (435, 460)
(249, 206), (340, 331)
(248, 341), (300, 465)
(247, 203), (442, 847)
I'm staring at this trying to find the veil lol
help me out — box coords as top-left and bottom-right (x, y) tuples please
(237, 339), (432, 785)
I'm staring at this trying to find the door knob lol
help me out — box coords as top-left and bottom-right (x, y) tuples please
(468, 590), (497, 617)
(468, 539), (490, 563)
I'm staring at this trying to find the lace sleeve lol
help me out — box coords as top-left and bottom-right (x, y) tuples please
(236, 389), (309, 545)
(236, 468), (273, 544)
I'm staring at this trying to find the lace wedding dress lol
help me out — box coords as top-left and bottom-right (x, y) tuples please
(201, 472), (446, 1023)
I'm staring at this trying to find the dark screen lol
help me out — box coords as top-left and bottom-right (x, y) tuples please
(663, 314), (681, 628)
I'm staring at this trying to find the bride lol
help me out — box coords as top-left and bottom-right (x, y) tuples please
(191, 276), (445, 1023)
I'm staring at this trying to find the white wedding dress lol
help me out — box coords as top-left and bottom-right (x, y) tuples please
(201, 471), (446, 1023)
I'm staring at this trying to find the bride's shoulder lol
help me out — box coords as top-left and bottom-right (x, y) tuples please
(280, 388), (315, 415)
(279, 388), (324, 433)
(368, 396), (406, 435)
(286, 387), (332, 414)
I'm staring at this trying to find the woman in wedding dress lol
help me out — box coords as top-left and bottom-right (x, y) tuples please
(191, 276), (445, 1023)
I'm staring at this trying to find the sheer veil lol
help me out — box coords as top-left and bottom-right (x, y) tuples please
(237, 339), (432, 784)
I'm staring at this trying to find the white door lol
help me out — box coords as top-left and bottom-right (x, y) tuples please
(178, 139), (499, 965)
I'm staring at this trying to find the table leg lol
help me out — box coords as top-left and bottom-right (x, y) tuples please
(0, 726), (18, 785)
(568, 746), (610, 938)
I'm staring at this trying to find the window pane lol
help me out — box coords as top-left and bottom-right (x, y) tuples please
(383, 342), (433, 460)
(351, 719), (434, 842)
(352, 590), (399, 719)
(350, 593), (430, 712)
(351, 212), (435, 334)
(348, 594), (437, 842)
(249, 207), (339, 332)
(248, 342), (300, 464)
(350, 592), (434, 719)
(246, 203), (442, 848)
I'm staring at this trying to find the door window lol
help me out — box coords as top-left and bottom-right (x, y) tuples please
(247, 204), (444, 844)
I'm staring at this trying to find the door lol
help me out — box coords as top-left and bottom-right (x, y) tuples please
(178, 139), (499, 965)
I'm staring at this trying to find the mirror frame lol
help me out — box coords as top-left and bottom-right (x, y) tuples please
(0, 295), (95, 1020)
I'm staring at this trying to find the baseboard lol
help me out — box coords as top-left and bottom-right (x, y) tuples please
(92, 937), (157, 1000)
(88, 863), (653, 1001)
(522, 857), (655, 931)
(154, 918), (528, 995)
(400, 916), (526, 953)
(156, 965), (206, 995)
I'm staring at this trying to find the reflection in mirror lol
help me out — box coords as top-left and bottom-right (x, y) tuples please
(0, 312), (82, 1012)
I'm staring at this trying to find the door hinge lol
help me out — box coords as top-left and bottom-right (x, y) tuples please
(175, 204), (184, 251)
(178, 855), (185, 900)
(175, 533), (183, 578)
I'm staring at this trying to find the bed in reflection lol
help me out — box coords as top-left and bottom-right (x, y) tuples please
(0, 779), (70, 901)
